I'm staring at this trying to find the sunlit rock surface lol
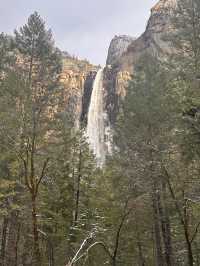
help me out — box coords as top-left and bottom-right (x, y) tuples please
(59, 54), (97, 127)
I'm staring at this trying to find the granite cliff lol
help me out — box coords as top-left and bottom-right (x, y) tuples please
(102, 0), (177, 126)
(118, 0), (177, 73)
(106, 35), (135, 66)
(58, 0), (177, 162)
(59, 54), (97, 128)
(59, 0), (177, 129)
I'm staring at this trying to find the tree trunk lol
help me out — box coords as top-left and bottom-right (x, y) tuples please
(0, 217), (8, 266)
(14, 223), (21, 266)
(164, 167), (194, 266)
(152, 189), (164, 266)
(6, 212), (20, 266)
(135, 215), (145, 266)
(74, 173), (81, 225)
(21, 227), (33, 266)
(48, 242), (54, 266)
(31, 195), (41, 266)
(158, 181), (174, 266)
(73, 149), (83, 226)
(137, 239), (145, 266)
(194, 242), (200, 266)
(184, 226), (194, 266)
(112, 205), (131, 266)
(112, 223), (122, 266)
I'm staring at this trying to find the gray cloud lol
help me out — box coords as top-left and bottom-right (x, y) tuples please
(0, 0), (157, 65)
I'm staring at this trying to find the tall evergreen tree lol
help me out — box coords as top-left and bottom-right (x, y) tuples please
(3, 12), (62, 265)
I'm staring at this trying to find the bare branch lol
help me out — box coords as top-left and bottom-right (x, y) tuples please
(35, 157), (50, 195)
(190, 221), (200, 243)
(73, 242), (113, 264)
(66, 233), (94, 266)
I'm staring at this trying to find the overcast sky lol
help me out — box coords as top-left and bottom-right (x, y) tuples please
(0, 0), (158, 65)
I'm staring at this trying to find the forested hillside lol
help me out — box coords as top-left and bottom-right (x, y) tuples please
(1, 0), (200, 265)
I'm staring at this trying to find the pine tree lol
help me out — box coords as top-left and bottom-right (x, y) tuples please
(7, 12), (62, 265)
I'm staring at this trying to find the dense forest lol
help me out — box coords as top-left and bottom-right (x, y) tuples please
(1, 0), (200, 265)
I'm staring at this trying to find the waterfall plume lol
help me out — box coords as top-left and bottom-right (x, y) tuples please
(86, 68), (106, 167)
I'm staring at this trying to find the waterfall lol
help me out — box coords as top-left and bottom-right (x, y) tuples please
(86, 68), (106, 167)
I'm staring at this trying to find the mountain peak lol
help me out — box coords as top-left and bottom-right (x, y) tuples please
(106, 35), (135, 66)
(151, 0), (177, 13)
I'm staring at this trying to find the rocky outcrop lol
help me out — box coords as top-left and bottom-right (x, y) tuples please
(106, 35), (135, 66)
(103, 67), (131, 125)
(59, 55), (97, 127)
(118, 0), (177, 73)
(81, 70), (98, 125)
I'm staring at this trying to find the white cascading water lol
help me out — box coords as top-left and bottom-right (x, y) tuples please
(86, 68), (106, 167)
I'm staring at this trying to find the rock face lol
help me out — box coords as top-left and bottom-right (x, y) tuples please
(103, 0), (177, 126)
(57, 0), (177, 164)
(59, 54), (97, 128)
(118, 0), (177, 73)
(106, 35), (135, 66)
(81, 71), (98, 125)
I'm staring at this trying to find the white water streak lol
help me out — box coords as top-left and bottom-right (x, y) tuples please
(86, 68), (106, 167)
